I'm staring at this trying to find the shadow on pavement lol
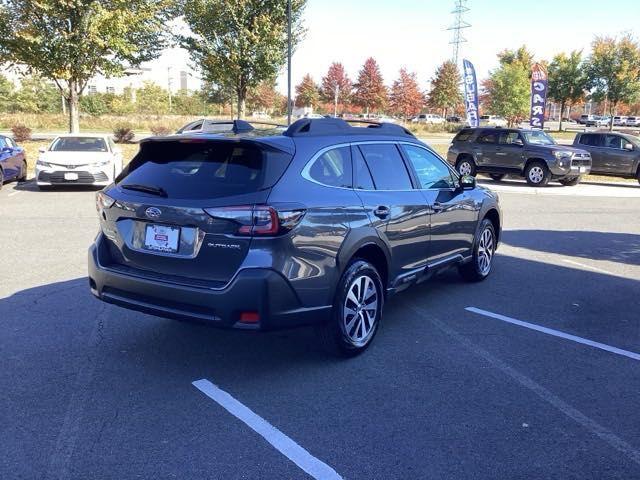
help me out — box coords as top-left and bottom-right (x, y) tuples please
(13, 178), (102, 193)
(502, 229), (640, 266)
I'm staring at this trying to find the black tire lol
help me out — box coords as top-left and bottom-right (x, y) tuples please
(18, 160), (28, 182)
(455, 156), (477, 177)
(459, 219), (497, 282)
(489, 174), (505, 182)
(637, 167), (640, 185)
(559, 176), (580, 186)
(318, 259), (384, 357)
(524, 161), (550, 187)
(0, 168), (4, 190)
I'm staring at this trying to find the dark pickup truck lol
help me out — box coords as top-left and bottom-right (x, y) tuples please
(573, 132), (640, 184)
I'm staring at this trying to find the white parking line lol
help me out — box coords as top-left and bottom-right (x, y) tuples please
(562, 258), (615, 276)
(7, 191), (21, 197)
(466, 307), (640, 362)
(192, 379), (343, 480)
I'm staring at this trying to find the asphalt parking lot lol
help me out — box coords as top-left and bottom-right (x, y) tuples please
(1, 178), (640, 480)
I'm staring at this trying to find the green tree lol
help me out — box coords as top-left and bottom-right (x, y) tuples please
(9, 75), (61, 113)
(585, 34), (640, 130)
(484, 62), (530, 127)
(80, 93), (110, 116)
(135, 82), (170, 115)
(497, 46), (534, 69)
(428, 60), (462, 118)
(181, 0), (307, 119)
(353, 57), (387, 114)
(0, 74), (15, 112)
(295, 74), (319, 108)
(174, 90), (205, 116)
(548, 50), (586, 131)
(0, 0), (174, 132)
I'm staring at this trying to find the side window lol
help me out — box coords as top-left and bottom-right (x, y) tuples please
(358, 144), (413, 190)
(604, 135), (624, 150)
(307, 146), (352, 188)
(0, 137), (7, 149)
(403, 145), (455, 189)
(454, 129), (473, 142)
(351, 145), (375, 190)
(579, 134), (600, 147)
(476, 132), (497, 144)
(498, 132), (523, 146)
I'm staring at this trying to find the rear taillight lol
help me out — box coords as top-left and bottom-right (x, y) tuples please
(204, 205), (305, 237)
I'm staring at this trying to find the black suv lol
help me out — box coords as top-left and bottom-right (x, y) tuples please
(573, 132), (640, 184)
(89, 119), (501, 356)
(447, 128), (592, 186)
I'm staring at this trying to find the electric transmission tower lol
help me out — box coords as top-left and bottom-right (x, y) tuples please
(447, 0), (471, 65)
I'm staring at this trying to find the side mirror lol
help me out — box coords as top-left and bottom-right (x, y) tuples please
(460, 175), (476, 190)
(38, 147), (46, 154)
(624, 143), (633, 151)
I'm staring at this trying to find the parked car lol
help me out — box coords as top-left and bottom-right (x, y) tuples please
(0, 135), (27, 190)
(579, 114), (608, 127)
(35, 135), (123, 190)
(447, 127), (592, 186)
(89, 118), (502, 356)
(478, 115), (507, 127)
(573, 132), (640, 184)
(626, 116), (640, 127)
(446, 115), (462, 123)
(411, 114), (445, 124)
(613, 116), (628, 126)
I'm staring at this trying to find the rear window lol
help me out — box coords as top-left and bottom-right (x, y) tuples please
(453, 129), (474, 142)
(119, 140), (292, 199)
(358, 144), (413, 190)
(51, 137), (107, 152)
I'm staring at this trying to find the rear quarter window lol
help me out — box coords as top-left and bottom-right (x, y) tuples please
(453, 129), (474, 142)
(307, 146), (352, 188)
(119, 140), (292, 199)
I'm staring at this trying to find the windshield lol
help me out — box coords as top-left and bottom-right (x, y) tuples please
(522, 131), (556, 146)
(51, 137), (108, 152)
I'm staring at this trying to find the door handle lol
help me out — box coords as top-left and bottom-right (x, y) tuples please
(373, 206), (390, 219)
(432, 202), (444, 213)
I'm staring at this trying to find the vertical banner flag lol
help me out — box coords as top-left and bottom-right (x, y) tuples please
(530, 63), (548, 128)
(462, 59), (479, 127)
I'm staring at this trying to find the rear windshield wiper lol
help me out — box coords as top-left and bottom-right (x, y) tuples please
(120, 183), (168, 197)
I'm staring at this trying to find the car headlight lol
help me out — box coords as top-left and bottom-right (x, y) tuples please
(92, 159), (111, 167)
(554, 151), (572, 160)
(36, 159), (52, 168)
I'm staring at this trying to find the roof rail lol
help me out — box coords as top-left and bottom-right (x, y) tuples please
(178, 119), (287, 135)
(283, 118), (415, 138)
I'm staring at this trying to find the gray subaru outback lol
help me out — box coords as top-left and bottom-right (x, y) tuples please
(447, 127), (592, 186)
(89, 119), (501, 356)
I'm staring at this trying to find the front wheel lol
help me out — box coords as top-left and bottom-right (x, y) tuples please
(318, 259), (383, 357)
(456, 157), (477, 177)
(18, 161), (28, 182)
(459, 219), (496, 282)
(559, 176), (581, 186)
(524, 162), (550, 187)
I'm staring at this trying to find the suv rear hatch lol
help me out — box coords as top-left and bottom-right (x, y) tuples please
(97, 137), (294, 286)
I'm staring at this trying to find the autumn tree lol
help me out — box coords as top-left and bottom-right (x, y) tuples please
(181, 0), (307, 119)
(547, 50), (586, 130)
(389, 68), (423, 119)
(0, 0), (175, 132)
(295, 74), (320, 108)
(585, 35), (640, 130)
(428, 60), (462, 118)
(321, 62), (352, 116)
(353, 57), (387, 114)
(247, 81), (279, 114)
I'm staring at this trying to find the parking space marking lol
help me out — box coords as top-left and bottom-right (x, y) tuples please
(192, 379), (343, 480)
(466, 307), (640, 361)
(7, 190), (21, 197)
(410, 306), (640, 468)
(562, 258), (616, 276)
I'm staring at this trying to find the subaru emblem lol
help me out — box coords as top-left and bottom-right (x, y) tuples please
(145, 207), (162, 219)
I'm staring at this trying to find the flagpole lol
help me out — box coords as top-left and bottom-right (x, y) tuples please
(287, 0), (292, 125)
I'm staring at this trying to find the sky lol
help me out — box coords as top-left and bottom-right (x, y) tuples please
(150, 0), (640, 93)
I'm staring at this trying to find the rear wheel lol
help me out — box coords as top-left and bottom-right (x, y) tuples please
(489, 173), (505, 182)
(18, 161), (28, 182)
(637, 167), (640, 185)
(456, 156), (476, 177)
(318, 259), (383, 357)
(524, 161), (550, 187)
(559, 176), (580, 186)
(459, 219), (496, 282)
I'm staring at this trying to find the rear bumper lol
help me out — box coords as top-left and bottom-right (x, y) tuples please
(88, 234), (331, 330)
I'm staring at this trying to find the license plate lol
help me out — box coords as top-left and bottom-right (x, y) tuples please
(579, 166), (587, 173)
(64, 172), (79, 181)
(144, 224), (180, 253)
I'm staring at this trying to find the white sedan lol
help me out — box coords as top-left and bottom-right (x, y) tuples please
(35, 134), (123, 189)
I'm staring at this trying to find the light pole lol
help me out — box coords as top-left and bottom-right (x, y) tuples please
(334, 82), (339, 117)
(287, 0), (292, 125)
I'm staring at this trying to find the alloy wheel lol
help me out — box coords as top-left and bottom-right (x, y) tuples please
(458, 161), (472, 176)
(528, 166), (545, 184)
(477, 227), (495, 275)
(343, 275), (378, 347)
